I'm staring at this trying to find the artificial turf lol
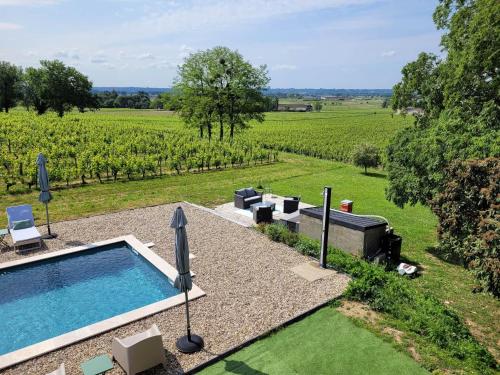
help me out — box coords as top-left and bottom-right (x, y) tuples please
(199, 307), (428, 375)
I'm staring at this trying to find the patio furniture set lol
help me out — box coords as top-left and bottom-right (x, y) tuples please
(234, 188), (301, 224)
(46, 324), (167, 375)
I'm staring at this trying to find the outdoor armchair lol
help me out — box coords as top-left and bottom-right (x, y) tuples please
(283, 196), (300, 214)
(112, 324), (167, 375)
(234, 187), (263, 209)
(253, 205), (273, 224)
(6, 204), (42, 252)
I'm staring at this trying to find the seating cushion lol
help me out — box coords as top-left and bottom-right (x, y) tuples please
(10, 227), (41, 243)
(235, 189), (248, 198)
(244, 188), (255, 197)
(12, 219), (33, 230)
(244, 196), (261, 203)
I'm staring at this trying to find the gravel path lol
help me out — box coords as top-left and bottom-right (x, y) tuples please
(0, 203), (349, 375)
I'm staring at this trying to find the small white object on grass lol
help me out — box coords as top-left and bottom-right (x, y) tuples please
(397, 263), (417, 276)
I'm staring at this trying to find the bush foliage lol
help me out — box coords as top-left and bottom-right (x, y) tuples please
(431, 158), (499, 296)
(259, 223), (497, 373)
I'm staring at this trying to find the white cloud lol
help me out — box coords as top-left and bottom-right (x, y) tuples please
(272, 64), (297, 71)
(0, 0), (62, 5)
(137, 52), (155, 60)
(148, 60), (176, 70)
(53, 51), (68, 58)
(91, 57), (107, 64)
(0, 22), (22, 30)
(102, 0), (376, 45)
(178, 44), (194, 60)
(54, 50), (79, 59)
(90, 51), (108, 64)
(381, 50), (396, 57)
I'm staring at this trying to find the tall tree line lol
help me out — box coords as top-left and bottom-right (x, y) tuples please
(0, 59), (97, 117)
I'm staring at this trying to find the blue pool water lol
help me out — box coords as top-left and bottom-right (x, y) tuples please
(0, 242), (180, 356)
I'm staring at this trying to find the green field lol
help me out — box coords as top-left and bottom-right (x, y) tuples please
(0, 101), (498, 372)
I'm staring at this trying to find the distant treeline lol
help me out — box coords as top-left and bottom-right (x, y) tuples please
(93, 87), (392, 98)
(96, 90), (279, 111)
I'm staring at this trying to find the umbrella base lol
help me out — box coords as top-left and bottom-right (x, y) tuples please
(176, 334), (204, 353)
(42, 233), (58, 239)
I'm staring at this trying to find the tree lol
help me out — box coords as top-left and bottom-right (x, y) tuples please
(150, 92), (181, 110)
(23, 60), (98, 116)
(431, 158), (499, 296)
(387, 0), (499, 207)
(175, 46), (270, 141)
(0, 61), (23, 113)
(387, 0), (500, 294)
(263, 96), (279, 111)
(313, 101), (323, 112)
(352, 143), (381, 174)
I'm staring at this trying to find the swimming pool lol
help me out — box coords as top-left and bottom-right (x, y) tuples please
(0, 235), (205, 369)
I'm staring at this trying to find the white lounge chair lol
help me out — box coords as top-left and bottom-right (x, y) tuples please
(46, 363), (65, 375)
(6, 205), (42, 252)
(112, 324), (167, 375)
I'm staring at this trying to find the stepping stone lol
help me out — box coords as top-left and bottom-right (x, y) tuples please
(290, 261), (335, 282)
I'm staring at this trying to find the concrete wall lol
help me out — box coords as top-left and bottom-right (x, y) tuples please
(298, 214), (385, 258)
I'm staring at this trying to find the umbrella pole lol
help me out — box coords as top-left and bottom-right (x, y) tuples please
(45, 202), (51, 236)
(176, 289), (204, 353)
(184, 290), (192, 340)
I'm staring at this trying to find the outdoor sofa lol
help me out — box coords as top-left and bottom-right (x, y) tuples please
(6, 204), (42, 252)
(112, 324), (167, 375)
(234, 187), (262, 209)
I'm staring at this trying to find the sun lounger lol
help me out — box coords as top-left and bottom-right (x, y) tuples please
(6, 205), (42, 252)
(112, 324), (167, 375)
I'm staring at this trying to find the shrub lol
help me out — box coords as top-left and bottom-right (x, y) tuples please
(264, 223), (299, 247)
(431, 158), (499, 296)
(295, 236), (320, 257)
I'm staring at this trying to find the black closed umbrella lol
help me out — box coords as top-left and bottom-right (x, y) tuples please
(170, 206), (204, 353)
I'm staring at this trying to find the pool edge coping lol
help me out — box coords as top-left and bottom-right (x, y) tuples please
(0, 234), (205, 371)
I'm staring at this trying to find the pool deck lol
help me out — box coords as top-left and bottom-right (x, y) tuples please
(0, 203), (349, 375)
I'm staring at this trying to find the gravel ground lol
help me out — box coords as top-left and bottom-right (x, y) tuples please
(0, 203), (349, 375)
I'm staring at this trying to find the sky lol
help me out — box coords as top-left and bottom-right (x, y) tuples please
(0, 0), (444, 88)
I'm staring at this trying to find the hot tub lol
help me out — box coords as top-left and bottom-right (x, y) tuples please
(299, 207), (387, 258)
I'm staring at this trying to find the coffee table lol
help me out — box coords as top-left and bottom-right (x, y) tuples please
(250, 201), (276, 213)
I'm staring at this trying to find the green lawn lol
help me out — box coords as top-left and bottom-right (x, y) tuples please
(200, 307), (428, 375)
(0, 153), (498, 371)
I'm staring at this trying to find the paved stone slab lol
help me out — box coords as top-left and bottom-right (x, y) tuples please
(290, 261), (337, 282)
